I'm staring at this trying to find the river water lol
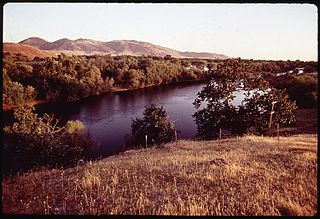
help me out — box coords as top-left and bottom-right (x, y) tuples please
(3, 81), (248, 160)
(3, 82), (206, 158)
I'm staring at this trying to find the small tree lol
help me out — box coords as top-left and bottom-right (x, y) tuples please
(128, 104), (175, 148)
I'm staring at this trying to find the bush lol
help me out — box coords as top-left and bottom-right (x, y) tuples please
(3, 106), (91, 173)
(127, 104), (176, 149)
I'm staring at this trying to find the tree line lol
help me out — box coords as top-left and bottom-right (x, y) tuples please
(3, 52), (317, 109)
(3, 53), (209, 107)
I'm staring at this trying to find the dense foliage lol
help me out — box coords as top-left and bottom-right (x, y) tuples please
(3, 106), (91, 173)
(266, 74), (317, 108)
(127, 104), (176, 148)
(3, 53), (211, 107)
(2, 69), (36, 106)
(3, 52), (317, 109)
(193, 59), (297, 139)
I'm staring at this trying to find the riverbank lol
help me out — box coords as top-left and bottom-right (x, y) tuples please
(2, 134), (317, 216)
(2, 99), (48, 111)
(2, 79), (207, 112)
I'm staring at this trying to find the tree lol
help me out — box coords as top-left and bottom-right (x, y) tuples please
(266, 74), (318, 108)
(239, 88), (297, 134)
(2, 69), (36, 106)
(193, 59), (297, 139)
(128, 104), (176, 148)
(3, 106), (91, 171)
(122, 69), (144, 89)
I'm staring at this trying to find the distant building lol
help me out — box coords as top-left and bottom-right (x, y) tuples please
(296, 67), (304, 75)
(276, 72), (287, 77)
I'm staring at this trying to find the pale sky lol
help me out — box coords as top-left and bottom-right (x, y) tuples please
(3, 3), (318, 61)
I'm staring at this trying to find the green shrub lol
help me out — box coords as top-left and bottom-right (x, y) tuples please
(127, 104), (176, 149)
(3, 106), (91, 172)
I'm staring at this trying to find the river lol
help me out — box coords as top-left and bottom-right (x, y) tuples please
(3, 81), (249, 161)
(3, 82), (206, 158)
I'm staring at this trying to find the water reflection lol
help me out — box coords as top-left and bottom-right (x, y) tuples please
(2, 82), (204, 158)
(2, 81), (256, 160)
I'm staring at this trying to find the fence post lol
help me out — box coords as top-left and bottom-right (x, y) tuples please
(268, 101), (277, 135)
(145, 134), (148, 148)
(277, 123), (280, 143)
(174, 130), (177, 142)
(219, 128), (222, 140)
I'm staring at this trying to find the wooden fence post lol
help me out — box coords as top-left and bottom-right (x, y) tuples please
(174, 130), (177, 142)
(277, 123), (280, 143)
(219, 128), (222, 140)
(145, 134), (148, 148)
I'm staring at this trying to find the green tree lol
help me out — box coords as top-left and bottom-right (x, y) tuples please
(2, 69), (36, 106)
(193, 59), (297, 139)
(122, 69), (144, 89)
(266, 74), (318, 108)
(3, 106), (91, 170)
(240, 88), (297, 134)
(128, 104), (176, 148)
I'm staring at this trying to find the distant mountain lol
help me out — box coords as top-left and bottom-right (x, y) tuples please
(18, 37), (229, 59)
(19, 37), (49, 48)
(3, 42), (56, 58)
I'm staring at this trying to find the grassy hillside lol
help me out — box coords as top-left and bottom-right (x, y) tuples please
(3, 43), (56, 59)
(2, 134), (317, 216)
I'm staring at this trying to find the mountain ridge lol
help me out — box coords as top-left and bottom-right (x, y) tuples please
(18, 37), (229, 59)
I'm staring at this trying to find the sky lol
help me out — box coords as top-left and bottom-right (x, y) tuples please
(3, 3), (318, 61)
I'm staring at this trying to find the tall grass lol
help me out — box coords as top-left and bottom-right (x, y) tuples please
(2, 134), (317, 215)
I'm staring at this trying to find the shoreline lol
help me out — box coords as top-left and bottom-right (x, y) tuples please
(2, 79), (207, 112)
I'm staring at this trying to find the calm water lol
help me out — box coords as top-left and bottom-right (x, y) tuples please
(3, 81), (248, 160)
(3, 82), (206, 158)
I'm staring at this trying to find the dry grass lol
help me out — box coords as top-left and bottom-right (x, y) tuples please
(2, 134), (317, 216)
(3, 42), (56, 59)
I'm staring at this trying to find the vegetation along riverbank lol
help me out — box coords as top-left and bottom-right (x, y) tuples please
(3, 52), (317, 111)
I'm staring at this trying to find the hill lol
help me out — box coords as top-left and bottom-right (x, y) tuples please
(2, 134), (317, 216)
(19, 37), (229, 59)
(19, 37), (49, 48)
(3, 42), (56, 59)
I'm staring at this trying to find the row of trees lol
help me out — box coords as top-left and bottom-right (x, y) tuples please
(3, 53), (211, 107)
(3, 52), (317, 109)
(265, 74), (317, 108)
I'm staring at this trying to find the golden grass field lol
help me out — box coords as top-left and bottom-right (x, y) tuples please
(2, 134), (317, 216)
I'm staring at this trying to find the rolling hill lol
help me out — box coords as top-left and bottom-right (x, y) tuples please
(19, 37), (229, 59)
(3, 42), (56, 59)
